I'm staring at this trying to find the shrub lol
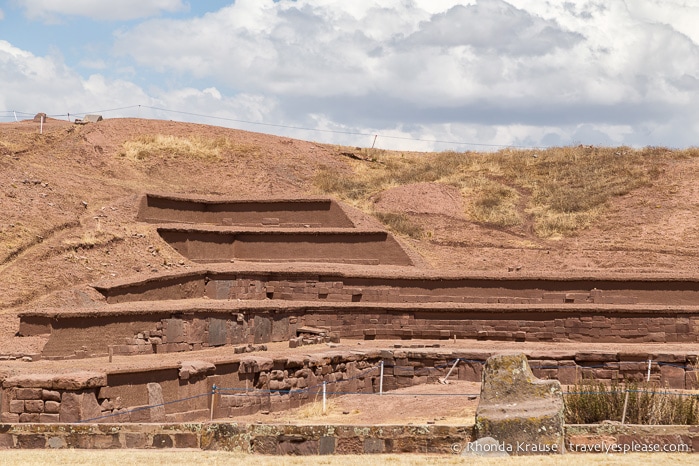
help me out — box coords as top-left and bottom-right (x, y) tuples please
(564, 380), (699, 425)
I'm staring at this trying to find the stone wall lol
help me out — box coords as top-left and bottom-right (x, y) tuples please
(3, 349), (698, 426)
(137, 195), (356, 228)
(157, 229), (414, 266)
(0, 422), (698, 453)
(19, 303), (699, 360)
(98, 271), (699, 306)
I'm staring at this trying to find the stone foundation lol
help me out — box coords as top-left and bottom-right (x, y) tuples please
(0, 423), (696, 453)
(2, 348), (698, 425)
(20, 301), (699, 360)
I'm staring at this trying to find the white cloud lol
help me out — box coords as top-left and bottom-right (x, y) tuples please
(0, 40), (148, 115)
(105, 0), (699, 148)
(0, 8), (5, 20)
(16, 0), (188, 22)
(4, 1), (699, 149)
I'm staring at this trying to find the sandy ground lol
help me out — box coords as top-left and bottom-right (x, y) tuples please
(231, 380), (481, 426)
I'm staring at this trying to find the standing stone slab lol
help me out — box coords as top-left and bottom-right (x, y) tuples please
(165, 319), (185, 343)
(209, 318), (227, 347)
(147, 383), (166, 422)
(474, 353), (564, 455)
(271, 316), (289, 343)
(253, 316), (272, 344)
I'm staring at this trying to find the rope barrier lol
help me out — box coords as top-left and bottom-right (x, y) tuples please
(77, 392), (212, 424)
(68, 355), (699, 424)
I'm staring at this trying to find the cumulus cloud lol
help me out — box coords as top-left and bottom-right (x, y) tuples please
(0, 40), (148, 115)
(16, 0), (188, 22)
(4, 0), (699, 149)
(403, 1), (582, 55)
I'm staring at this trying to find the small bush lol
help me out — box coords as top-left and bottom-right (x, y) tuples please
(470, 182), (522, 228)
(565, 380), (699, 425)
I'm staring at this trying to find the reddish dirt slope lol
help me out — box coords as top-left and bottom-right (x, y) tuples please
(1, 117), (699, 354)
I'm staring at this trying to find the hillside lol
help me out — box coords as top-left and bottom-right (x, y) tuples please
(1, 116), (698, 321)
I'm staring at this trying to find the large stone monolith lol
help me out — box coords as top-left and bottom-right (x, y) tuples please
(474, 353), (564, 455)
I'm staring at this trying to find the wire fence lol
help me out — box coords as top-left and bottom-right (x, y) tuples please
(0, 105), (546, 150)
(77, 356), (699, 424)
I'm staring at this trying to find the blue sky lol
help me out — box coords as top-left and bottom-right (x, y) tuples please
(1, 1), (699, 151)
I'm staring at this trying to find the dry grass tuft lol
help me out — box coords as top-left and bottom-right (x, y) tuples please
(315, 145), (693, 237)
(118, 134), (258, 161)
(565, 380), (699, 425)
(296, 399), (339, 418)
(373, 212), (424, 239)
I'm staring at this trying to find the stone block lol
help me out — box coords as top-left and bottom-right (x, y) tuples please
(557, 364), (579, 385)
(240, 356), (274, 373)
(52, 372), (107, 390)
(475, 353), (564, 455)
(278, 437), (319, 455)
(15, 388), (43, 400)
(253, 316), (272, 344)
(1, 413), (19, 423)
(165, 318), (185, 343)
(39, 413), (60, 423)
(152, 434), (174, 449)
(123, 433), (148, 449)
(364, 438), (385, 453)
(9, 399), (25, 413)
(174, 433), (199, 449)
(575, 352), (617, 363)
(320, 436), (336, 455)
(24, 400), (44, 413)
(179, 360), (216, 380)
(394, 366), (415, 377)
(16, 434), (46, 448)
(187, 318), (207, 344)
(660, 365), (686, 389)
(209, 318), (227, 347)
(147, 383), (166, 422)
(59, 391), (102, 423)
(42, 390), (61, 402)
(2, 374), (53, 389)
(0, 433), (14, 448)
(19, 413), (40, 423)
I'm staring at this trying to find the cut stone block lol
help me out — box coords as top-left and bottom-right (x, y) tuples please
(59, 391), (102, 423)
(147, 383), (166, 422)
(209, 318), (227, 347)
(475, 353), (564, 455)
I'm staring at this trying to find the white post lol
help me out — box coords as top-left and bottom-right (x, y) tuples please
(13, 111), (18, 122)
(40, 115), (44, 134)
(621, 391), (630, 424)
(440, 359), (460, 384)
(379, 361), (384, 396)
(647, 359), (652, 382)
(322, 381), (327, 414)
